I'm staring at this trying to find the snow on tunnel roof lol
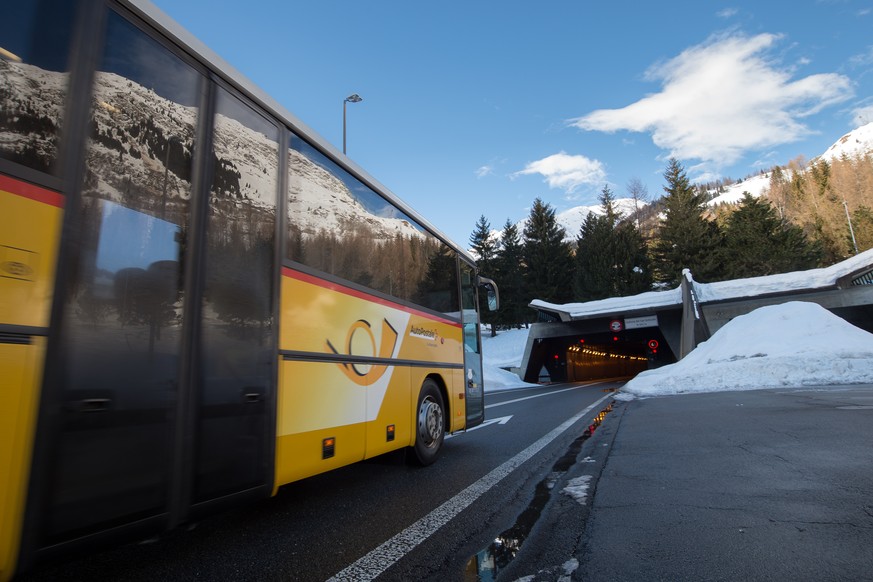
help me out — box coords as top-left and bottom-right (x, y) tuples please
(530, 248), (873, 321)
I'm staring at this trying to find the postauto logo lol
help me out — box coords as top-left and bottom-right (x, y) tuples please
(325, 319), (399, 385)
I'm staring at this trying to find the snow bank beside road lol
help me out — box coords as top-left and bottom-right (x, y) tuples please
(623, 301), (873, 397)
(481, 328), (537, 391)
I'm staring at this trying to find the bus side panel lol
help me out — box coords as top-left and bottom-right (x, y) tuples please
(276, 270), (466, 488)
(0, 180), (64, 327)
(367, 366), (464, 456)
(448, 367), (467, 434)
(0, 339), (46, 582)
(275, 359), (367, 486)
(0, 179), (63, 581)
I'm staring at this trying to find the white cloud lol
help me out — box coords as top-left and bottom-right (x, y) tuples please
(570, 32), (854, 168)
(853, 104), (873, 126)
(716, 7), (738, 18)
(475, 165), (494, 178)
(512, 152), (606, 194)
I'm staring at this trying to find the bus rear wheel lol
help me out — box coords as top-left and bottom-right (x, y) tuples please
(410, 379), (445, 466)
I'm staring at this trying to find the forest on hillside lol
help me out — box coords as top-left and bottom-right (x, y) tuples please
(471, 153), (873, 328)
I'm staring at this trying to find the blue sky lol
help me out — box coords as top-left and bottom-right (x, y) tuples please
(152, 0), (873, 247)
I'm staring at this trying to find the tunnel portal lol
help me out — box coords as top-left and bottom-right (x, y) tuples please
(530, 327), (676, 384)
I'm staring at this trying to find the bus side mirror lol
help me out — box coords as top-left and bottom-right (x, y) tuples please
(478, 277), (499, 312)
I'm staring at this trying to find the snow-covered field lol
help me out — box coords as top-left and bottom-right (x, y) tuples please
(481, 301), (873, 396)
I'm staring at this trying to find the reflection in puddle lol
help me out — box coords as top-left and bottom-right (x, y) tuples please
(464, 403), (614, 581)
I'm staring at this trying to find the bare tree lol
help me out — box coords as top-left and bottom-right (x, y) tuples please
(626, 177), (650, 228)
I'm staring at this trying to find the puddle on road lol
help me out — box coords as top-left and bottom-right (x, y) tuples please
(464, 403), (614, 581)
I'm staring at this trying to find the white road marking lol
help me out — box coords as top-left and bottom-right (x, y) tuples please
(485, 381), (608, 409)
(327, 392), (613, 581)
(464, 414), (513, 432)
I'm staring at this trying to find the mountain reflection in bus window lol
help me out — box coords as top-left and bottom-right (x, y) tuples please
(286, 133), (459, 314)
(0, 0), (77, 174)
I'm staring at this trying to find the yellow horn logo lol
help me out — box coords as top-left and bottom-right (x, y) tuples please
(326, 319), (399, 385)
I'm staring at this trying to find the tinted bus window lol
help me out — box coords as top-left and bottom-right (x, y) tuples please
(48, 10), (202, 541)
(286, 134), (459, 314)
(0, 0), (78, 174)
(196, 87), (278, 501)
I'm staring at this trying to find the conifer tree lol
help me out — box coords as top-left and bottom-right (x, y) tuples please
(469, 215), (498, 333)
(575, 186), (652, 300)
(851, 206), (873, 252)
(613, 220), (653, 295)
(494, 219), (527, 327)
(720, 194), (821, 278)
(574, 187), (617, 300)
(522, 198), (574, 305)
(652, 158), (722, 285)
(469, 215), (497, 274)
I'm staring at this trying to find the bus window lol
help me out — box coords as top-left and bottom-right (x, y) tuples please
(286, 134), (458, 315)
(196, 86), (278, 502)
(47, 9), (202, 543)
(0, 0), (77, 174)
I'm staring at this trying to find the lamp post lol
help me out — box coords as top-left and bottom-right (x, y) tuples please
(343, 93), (362, 155)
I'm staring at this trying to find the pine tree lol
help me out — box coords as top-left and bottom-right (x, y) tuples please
(613, 220), (652, 295)
(469, 215), (498, 334)
(575, 186), (652, 300)
(721, 194), (821, 278)
(522, 198), (574, 305)
(652, 158), (722, 285)
(469, 215), (497, 269)
(574, 210), (613, 300)
(851, 206), (873, 252)
(494, 219), (527, 327)
(574, 187), (617, 300)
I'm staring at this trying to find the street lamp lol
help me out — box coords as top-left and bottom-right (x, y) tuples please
(343, 93), (362, 155)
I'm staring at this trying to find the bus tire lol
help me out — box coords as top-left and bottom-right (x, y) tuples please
(410, 379), (445, 466)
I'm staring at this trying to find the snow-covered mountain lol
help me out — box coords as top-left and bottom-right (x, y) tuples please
(708, 173), (772, 206)
(820, 122), (873, 162)
(708, 121), (873, 207)
(482, 198), (646, 251)
(555, 198), (644, 238)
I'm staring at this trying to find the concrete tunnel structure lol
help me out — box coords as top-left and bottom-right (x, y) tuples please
(515, 248), (873, 384)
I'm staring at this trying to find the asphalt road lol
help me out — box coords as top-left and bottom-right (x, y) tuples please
(23, 383), (871, 581)
(576, 385), (873, 581)
(20, 381), (620, 581)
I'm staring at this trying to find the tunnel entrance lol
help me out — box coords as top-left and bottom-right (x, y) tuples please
(530, 327), (676, 383)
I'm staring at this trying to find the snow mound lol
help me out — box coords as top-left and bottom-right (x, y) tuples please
(623, 301), (873, 396)
(481, 328), (538, 391)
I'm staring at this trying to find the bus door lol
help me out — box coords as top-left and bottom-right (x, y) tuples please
(29, 10), (204, 550)
(460, 264), (485, 428)
(191, 85), (277, 507)
(26, 8), (277, 554)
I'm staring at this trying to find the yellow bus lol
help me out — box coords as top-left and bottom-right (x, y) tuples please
(0, 1), (497, 578)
